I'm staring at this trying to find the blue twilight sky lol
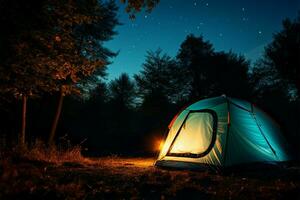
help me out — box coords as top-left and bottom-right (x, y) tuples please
(105, 0), (300, 80)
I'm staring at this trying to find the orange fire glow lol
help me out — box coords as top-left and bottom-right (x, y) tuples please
(154, 138), (165, 152)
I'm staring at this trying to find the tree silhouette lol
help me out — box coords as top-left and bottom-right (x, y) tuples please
(135, 49), (184, 107)
(109, 73), (136, 110)
(176, 34), (251, 100)
(263, 13), (300, 98)
(89, 81), (109, 105)
(210, 51), (251, 98)
(176, 34), (214, 100)
(134, 49), (182, 148)
(249, 60), (288, 98)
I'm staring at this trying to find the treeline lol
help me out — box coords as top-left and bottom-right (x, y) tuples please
(69, 15), (299, 156)
(0, 0), (299, 157)
(24, 25), (300, 156)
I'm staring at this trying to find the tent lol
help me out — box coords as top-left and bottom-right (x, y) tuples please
(155, 95), (290, 169)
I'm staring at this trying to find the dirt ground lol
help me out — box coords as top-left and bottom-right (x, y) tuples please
(0, 157), (300, 199)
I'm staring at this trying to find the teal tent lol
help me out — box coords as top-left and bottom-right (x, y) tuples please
(155, 95), (290, 169)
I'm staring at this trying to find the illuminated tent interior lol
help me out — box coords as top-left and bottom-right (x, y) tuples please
(155, 95), (290, 169)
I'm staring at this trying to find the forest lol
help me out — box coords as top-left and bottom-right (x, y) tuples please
(0, 0), (299, 199)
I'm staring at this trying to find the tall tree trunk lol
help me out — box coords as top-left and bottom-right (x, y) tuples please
(19, 94), (27, 147)
(48, 88), (64, 146)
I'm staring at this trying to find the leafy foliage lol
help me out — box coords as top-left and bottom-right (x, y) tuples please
(121, 0), (160, 18)
(0, 0), (119, 98)
(0, 0), (120, 146)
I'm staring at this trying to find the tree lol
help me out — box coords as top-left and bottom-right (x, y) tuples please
(47, 0), (119, 145)
(0, 0), (119, 146)
(134, 49), (185, 107)
(249, 60), (286, 98)
(0, 0), (60, 147)
(109, 73), (136, 110)
(263, 13), (300, 98)
(177, 35), (252, 100)
(210, 51), (251, 98)
(106, 74), (137, 147)
(89, 81), (109, 105)
(134, 49), (181, 148)
(176, 34), (214, 100)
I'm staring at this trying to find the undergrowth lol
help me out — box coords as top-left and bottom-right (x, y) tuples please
(14, 138), (90, 165)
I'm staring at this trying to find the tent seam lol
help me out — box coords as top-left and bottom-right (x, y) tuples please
(250, 104), (278, 160)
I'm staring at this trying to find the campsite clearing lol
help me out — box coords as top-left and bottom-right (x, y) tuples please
(0, 157), (299, 199)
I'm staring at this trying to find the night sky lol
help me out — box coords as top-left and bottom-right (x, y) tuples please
(105, 0), (300, 80)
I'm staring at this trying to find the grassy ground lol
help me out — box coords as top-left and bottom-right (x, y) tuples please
(0, 156), (299, 200)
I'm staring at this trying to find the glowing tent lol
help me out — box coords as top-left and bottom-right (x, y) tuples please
(155, 95), (290, 169)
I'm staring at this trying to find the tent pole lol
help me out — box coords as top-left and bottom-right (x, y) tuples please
(222, 98), (231, 167)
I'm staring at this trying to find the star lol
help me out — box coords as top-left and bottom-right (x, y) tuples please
(258, 30), (262, 34)
(194, 2), (197, 6)
(206, 3), (209, 6)
(144, 15), (148, 19)
(242, 7), (245, 12)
